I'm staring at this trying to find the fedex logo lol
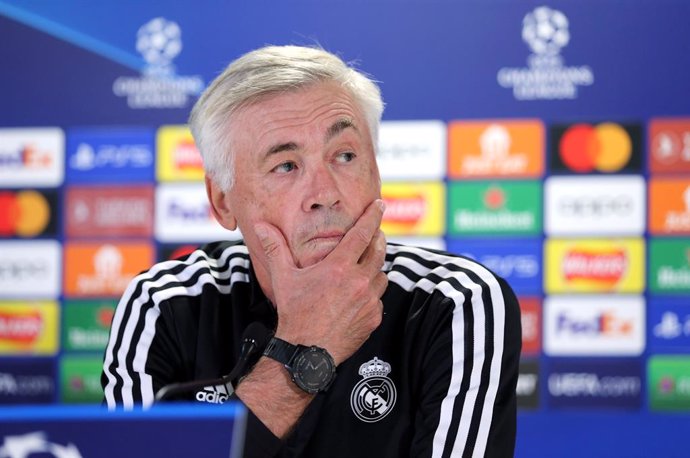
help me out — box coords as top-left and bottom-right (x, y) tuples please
(155, 184), (241, 242)
(168, 201), (213, 222)
(556, 311), (633, 336)
(544, 295), (644, 356)
(0, 146), (53, 168)
(0, 128), (64, 187)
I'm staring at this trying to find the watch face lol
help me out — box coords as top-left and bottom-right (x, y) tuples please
(293, 347), (335, 393)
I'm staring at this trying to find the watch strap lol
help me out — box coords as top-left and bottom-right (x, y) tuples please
(263, 336), (301, 367)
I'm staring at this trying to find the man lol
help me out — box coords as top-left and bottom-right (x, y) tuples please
(102, 45), (521, 457)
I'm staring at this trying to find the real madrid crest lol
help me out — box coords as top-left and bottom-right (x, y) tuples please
(350, 357), (397, 423)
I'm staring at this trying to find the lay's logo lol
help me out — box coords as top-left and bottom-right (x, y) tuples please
(156, 125), (204, 181)
(0, 302), (58, 355)
(545, 239), (644, 293)
(174, 138), (203, 170)
(385, 194), (426, 225)
(381, 183), (444, 236)
(562, 249), (627, 284)
(0, 310), (42, 344)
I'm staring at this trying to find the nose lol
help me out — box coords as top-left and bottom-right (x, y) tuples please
(301, 163), (341, 212)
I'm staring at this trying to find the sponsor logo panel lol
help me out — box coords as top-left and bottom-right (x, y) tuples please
(0, 301), (59, 355)
(65, 127), (155, 183)
(65, 185), (154, 238)
(63, 242), (154, 298)
(0, 128), (64, 187)
(446, 238), (542, 295)
(517, 359), (539, 410)
(648, 178), (690, 235)
(447, 120), (544, 178)
(649, 118), (690, 174)
(447, 181), (541, 236)
(648, 297), (690, 353)
(544, 239), (645, 293)
(60, 355), (104, 404)
(377, 121), (446, 180)
(519, 297), (541, 355)
(546, 359), (642, 409)
(648, 356), (690, 411)
(497, 6), (594, 101)
(0, 189), (59, 238)
(62, 300), (116, 352)
(649, 238), (690, 293)
(155, 183), (241, 242)
(381, 182), (445, 236)
(156, 126), (204, 181)
(544, 175), (645, 236)
(0, 241), (61, 299)
(0, 358), (56, 404)
(544, 295), (645, 356)
(549, 123), (642, 174)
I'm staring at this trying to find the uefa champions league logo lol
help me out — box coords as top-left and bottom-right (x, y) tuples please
(112, 17), (204, 109)
(522, 6), (570, 56)
(497, 6), (594, 100)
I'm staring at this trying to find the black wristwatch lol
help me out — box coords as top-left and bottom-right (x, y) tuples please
(263, 336), (336, 394)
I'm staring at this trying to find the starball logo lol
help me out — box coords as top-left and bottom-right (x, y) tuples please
(113, 18), (204, 109)
(497, 6), (594, 100)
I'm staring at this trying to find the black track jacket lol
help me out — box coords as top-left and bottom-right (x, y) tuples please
(102, 241), (521, 457)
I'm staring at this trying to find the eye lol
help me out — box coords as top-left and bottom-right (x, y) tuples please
(272, 161), (297, 173)
(336, 151), (356, 163)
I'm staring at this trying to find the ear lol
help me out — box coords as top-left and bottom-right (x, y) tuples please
(205, 175), (238, 231)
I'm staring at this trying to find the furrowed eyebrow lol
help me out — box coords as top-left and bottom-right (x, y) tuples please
(264, 141), (299, 158)
(325, 118), (357, 142)
(261, 118), (357, 162)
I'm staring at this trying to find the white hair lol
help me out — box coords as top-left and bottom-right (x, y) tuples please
(189, 45), (385, 191)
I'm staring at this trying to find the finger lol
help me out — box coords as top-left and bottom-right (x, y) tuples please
(358, 229), (387, 272)
(372, 271), (388, 298)
(254, 222), (295, 274)
(330, 199), (385, 263)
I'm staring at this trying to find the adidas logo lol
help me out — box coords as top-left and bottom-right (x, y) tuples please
(195, 385), (230, 404)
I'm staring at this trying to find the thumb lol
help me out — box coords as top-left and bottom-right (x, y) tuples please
(254, 222), (294, 271)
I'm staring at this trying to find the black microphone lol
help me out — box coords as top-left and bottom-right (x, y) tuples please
(154, 322), (271, 403)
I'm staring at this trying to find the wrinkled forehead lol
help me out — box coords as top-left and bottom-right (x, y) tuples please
(227, 82), (370, 148)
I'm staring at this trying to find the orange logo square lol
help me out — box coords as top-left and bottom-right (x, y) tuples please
(63, 242), (154, 297)
(649, 178), (690, 235)
(448, 120), (544, 178)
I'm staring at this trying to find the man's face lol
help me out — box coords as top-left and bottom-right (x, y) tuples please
(213, 82), (381, 270)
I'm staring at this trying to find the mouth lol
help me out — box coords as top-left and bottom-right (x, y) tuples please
(307, 231), (345, 245)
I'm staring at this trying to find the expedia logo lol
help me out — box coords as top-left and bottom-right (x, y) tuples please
(195, 386), (229, 404)
(350, 357), (397, 423)
(562, 249), (627, 284)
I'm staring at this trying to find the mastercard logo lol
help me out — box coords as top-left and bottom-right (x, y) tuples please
(558, 123), (632, 173)
(0, 190), (51, 237)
